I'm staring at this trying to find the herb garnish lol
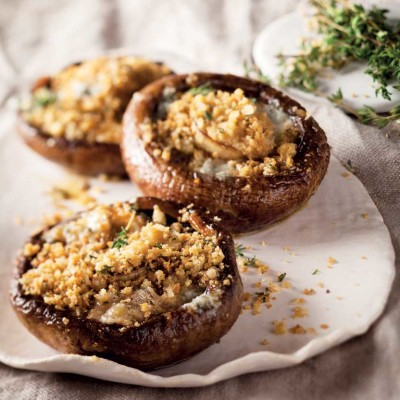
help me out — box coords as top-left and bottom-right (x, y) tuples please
(99, 265), (112, 274)
(188, 83), (214, 96)
(235, 244), (246, 257)
(33, 88), (57, 107)
(111, 227), (128, 249)
(312, 269), (321, 275)
(277, 273), (287, 282)
(154, 242), (163, 249)
(204, 111), (213, 120)
(277, 0), (400, 128)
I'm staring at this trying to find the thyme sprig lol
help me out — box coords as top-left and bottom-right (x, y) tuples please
(235, 244), (246, 257)
(277, 0), (400, 128)
(188, 83), (214, 96)
(33, 88), (57, 107)
(111, 226), (128, 249)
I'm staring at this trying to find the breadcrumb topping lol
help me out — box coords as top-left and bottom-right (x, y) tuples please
(20, 202), (225, 326)
(154, 86), (299, 178)
(20, 57), (171, 144)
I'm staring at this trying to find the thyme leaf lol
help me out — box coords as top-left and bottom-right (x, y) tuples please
(204, 111), (213, 120)
(312, 269), (321, 275)
(235, 244), (246, 257)
(111, 227), (128, 249)
(188, 83), (214, 96)
(277, 273), (287, 282)
(99, 265), (112, 274)
(33, 88), (57, 107)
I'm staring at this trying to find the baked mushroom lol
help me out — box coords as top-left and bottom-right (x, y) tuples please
(122, 73), (330, 233)
(10, 197), (242, 370)
(17, 57), (173, 176)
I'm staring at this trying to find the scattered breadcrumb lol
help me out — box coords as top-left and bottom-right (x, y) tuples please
(320, 323), (329, 330)
(273, 320), (287, 335)
(98, 174), (122, 182)
(280, 280), (292, 289)
(242, 292), (251, 302)
(291, 306), (309, 319)
(341, 172), (350, 178)
(14, 215), (23, 226)
(268, 282), (281, 293)
(261, 339), (270, 346)
(327, 256), (337, 266)
(362, 213), (369, 220)
(49, 178), (96, 208)
(289, 324), (306, 334)
(240, 265), (249, 273)
(257, 264), (269, 274)
(303, 288), (316, 296)
(289, 297), (306, 305)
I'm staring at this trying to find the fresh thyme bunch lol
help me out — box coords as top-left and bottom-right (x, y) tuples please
(277, 0), (400, 128)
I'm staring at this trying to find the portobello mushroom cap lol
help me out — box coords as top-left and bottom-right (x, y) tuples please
(18, 59), (173, 177)
(122, 73), (330, 233)
(10, 197), (243, 370)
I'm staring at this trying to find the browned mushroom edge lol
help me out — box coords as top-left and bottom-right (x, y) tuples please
(122, 73), (330, 233)
(9, 197), (243, 371)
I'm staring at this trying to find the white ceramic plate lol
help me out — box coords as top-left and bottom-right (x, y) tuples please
(0, 110), (395, 386)
(252, 11), (400, 113)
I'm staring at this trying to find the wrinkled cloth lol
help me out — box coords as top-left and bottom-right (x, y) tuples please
(0, 0), (399, 399)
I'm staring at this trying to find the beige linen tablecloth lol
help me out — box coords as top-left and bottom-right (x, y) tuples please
(0, 1), (399, 398)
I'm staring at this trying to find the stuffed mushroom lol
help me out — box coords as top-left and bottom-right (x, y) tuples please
(17, 57), (173, 176)
(10, 197), (243, 370)
(122, 73), (330, 233)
